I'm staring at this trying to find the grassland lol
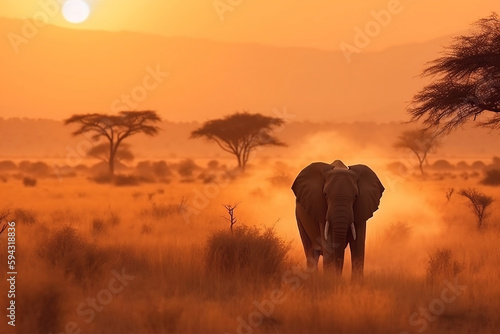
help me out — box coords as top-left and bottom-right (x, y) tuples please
(0, 161), (499, 334)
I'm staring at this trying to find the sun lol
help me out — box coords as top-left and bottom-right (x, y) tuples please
(62, 0), (91, 24)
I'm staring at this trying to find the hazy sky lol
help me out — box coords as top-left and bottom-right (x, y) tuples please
(1, 0), (498, 51)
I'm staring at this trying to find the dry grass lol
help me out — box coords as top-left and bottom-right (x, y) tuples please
(0, 168), (499, 334)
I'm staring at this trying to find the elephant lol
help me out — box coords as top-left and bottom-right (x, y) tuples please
(291, 160), (384, 279)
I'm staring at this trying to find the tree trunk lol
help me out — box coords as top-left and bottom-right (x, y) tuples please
(109, 141), (116, 177)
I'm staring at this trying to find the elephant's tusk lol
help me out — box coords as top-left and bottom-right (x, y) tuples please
(324, 221), (330, 240)
(350, 223), (356, 241)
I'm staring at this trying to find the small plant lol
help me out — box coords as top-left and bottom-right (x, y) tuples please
(0, 210), (8, 234)
(92, 218), (106, 233)
(205, 226), (291, 283)
(383, 221), (412, 242)
(141, 223), (152, 234)
(23, 177), (37, 187)
(446, 188), (454, 202)
(266, 171), (292, 187)
(114, 174), (139, 186)
(481, 169), (500, 186)
(222, 203), (239, 232)
(459, 188), (494, 229)
(13, 208), (36, 224)
(427, 248), (463, 284)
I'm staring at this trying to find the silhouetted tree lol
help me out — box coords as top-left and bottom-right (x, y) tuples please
(65, 111), (161, 176)
(191, 112), (285, 170)
(87, 143), (134, 165)
(394, 129), (440, 175)
(409, 13), (500, 132)
(459, 188), (494, 229)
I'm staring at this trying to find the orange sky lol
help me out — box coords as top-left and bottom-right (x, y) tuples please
(0, 1), (499, 122)
(1, 0), (498, 51)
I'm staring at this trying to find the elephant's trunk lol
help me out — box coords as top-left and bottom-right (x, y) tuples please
(324, 199), (353, 275)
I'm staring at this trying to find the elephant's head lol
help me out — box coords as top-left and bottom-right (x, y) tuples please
(292, 160), (384, 272)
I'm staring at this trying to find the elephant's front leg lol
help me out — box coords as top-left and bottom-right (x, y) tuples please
(349, 220), (366, 280)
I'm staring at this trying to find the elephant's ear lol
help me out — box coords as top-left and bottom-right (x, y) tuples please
(350, 164), (384, 223)
(291, 162), (332, 223)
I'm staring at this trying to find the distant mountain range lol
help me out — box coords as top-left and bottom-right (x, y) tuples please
(0, 17), (455, 122)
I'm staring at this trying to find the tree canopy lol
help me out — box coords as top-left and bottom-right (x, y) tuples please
(65, 110), (161, 176)
(393, 129), (440, 175)
(191, 112), (285, 170)
(409, 13), (500, 132)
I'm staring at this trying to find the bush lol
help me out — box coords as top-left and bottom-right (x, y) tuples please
(152, 160), (171, 178)
(426, 249), (463, 284)
(205, 226), (291, 284)
(177, 159), (199, 178)
(92, 218), (107, 234)
(23, 177), (37, 187)
(27, 161), (50, 176)
(471, 161), (486, 169)
(114, 174), (139, 186)
(267, 171), (293, 187)
(383, 221), (412, 242)
(432, 159), (454, 170)
(198, 172), (216, 184)
(456, 161), (469, 169)
(143, 201), (186, 219)
(39, 226), (108, 284)
(481, 169), (500, 186)
(386, 161), (408, 175)
(459, 188), (494, 229)
(12, 208), (36, 224)
(207, 160), (219, 169)
(0, 160), (17, 171)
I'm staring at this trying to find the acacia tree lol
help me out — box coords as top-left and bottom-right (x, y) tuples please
(191, 112), (285, 170)
(394, 129), (440, 175)
(409, 13), (500, 132)
(65, 111), (161, 176)
(459, 188), (494, 229)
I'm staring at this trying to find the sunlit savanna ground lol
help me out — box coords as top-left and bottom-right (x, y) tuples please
(0, 158), (499, 334)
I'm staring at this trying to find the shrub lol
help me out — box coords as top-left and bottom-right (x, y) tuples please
(23, 177), (37, 187)
(114, 174), (139, 186)
(386, 161), (408, 175)
(459, 188), (494, 229)
(13, 208), (36, 224)
(456, 161), (469, 169)
(27, 161), (50, 176)
(144, 201), (186, 219)
(383, 221), (412, 242)
(432, 159), (454, 170)
(92, 218), (107, 233)
(207, 160), (219, 169)
(141, 223), (152, 234)
(90, 173), (112, 184)
(19, 160), (31, 171)
(17, 283), (63, 333)
(198, 172), (216, 183)
(426, 249), (463, 284)
(0, 160), (17, 171)
(39, 226), (108, 284)
(481, 169), (500, 186)
(177, 159), (199, 178)
(267, 171), (293, 187)
(471, 161), (486, 169)
(152, 160), (171, 178)
(205, 226), (291, 284)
